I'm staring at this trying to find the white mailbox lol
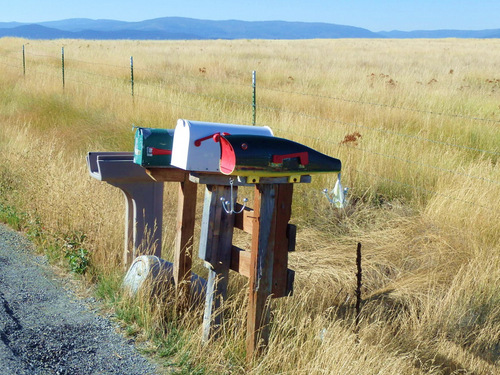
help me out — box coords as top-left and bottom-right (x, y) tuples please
(171, 119), (274, 172)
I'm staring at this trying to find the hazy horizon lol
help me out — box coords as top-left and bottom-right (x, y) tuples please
(1, 0), (499, 32)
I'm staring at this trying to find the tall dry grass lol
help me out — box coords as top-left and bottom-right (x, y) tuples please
(1, 37), (499, 373)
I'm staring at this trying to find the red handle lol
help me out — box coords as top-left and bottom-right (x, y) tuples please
(194, 132), (230, 147)
(147, 147), (172, 156)
(272, 151), (309, 165)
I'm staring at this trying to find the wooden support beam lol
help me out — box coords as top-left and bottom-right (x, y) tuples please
(233, 204), (254, 235)
(271, 184), (294, 298)
(230, 246), (251, 278)
(230, 246), (294, 296)
(173, 174), (197, 310)
(246, 184), (277, 360)
(200, 185), (236, 342)
(246, 183), (295, 360)
(146, 167), (188, 182)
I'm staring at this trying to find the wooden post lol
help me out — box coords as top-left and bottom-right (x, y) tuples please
(173, 174), (197, 309)
(246, 184), (277, 360)
(200, 185), (236, 342)
(246, 183), (294, 360)
(271, 184), (293, 297)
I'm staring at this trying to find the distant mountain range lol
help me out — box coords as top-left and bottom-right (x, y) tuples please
(0, 17), (499, 40)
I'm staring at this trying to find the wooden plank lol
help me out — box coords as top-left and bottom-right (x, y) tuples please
(230, 246), (251, 278)
(201, 185), (236, 342)
(233, 204), (254, 235)
(202, 266), (218, 341)
(246, 184), (277, 361)
(189, 172), (243, 186)
(146, 167), (188, 182)
(173, 175), (197, 309)
(198, 185), (225, 263)
(271, 184), (294, 298)
(230, 245), (291, 295)
(286, 224), (296, 252)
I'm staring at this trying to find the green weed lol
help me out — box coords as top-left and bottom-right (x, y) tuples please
(62, 231), (90, 274)
(0, 203), (26, 231)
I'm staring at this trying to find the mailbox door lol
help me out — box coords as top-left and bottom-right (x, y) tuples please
(134, 128), (174, 167)
(170, 119), (273, 172)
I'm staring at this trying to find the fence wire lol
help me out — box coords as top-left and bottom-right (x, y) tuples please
(2, 45), (499, 213)
(258, 85), (500, 124)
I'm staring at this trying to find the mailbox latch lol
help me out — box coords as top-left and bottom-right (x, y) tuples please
(272, 152), (309, 166)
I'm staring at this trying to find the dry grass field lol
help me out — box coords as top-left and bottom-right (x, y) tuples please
(1, 37), (499, 374)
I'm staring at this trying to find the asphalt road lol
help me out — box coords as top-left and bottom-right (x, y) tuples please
(0, 223), (160, 375)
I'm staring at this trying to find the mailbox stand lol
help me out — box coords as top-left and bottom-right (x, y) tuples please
(191, 173), (308, 360)
(87, 152), (164, 268)
(89, 121), (339, 361)
(87, 151), (199, 308)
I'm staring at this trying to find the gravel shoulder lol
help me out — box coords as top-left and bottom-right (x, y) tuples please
(0, 223), (161, 375)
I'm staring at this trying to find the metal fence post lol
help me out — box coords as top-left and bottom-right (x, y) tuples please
(22, 45), (25, 76)
(252, 70), (256, 125)
(61, 47), (65, 89)
(130, 56), (134, 97)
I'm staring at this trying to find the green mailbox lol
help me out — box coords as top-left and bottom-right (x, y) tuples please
(134, 127), (174, 167)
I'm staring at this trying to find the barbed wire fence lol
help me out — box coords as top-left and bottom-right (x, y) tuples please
(1, 43), (499, 214)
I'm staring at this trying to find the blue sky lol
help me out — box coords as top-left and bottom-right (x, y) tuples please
(2, 0), (499, 31)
